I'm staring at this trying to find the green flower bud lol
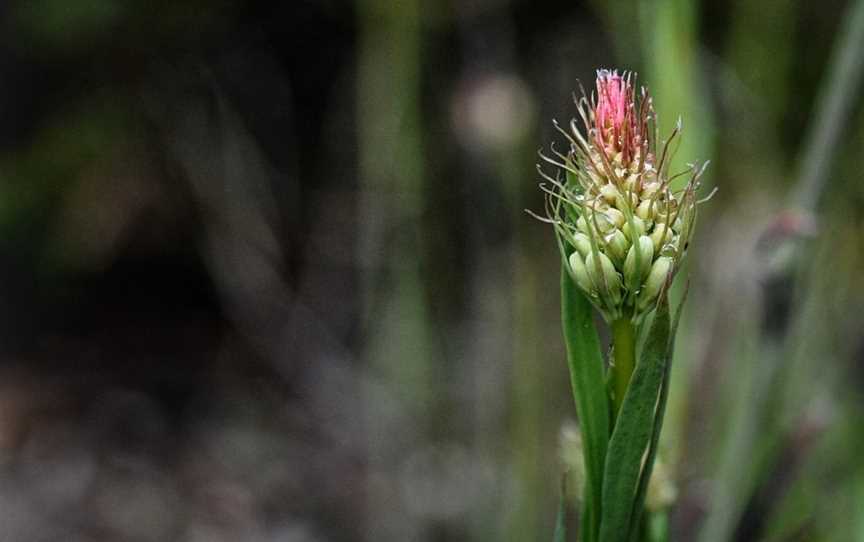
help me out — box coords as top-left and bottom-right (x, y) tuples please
(650, 223), (672, 250)
(624, 235), (654, 289)
(568, 251), (594, 294)
(605, 208), (626, 229)
(654, 211), (678, 225)
(615, 190), (638, 211)
(579, 212), (614, 234)
(577, 215), (589, 234)
(597, 213), (616, 232)
(640, 182), (661, 200)
(622, 216), (647, 240)
(572, 232), (592, 258)
(606, 229), (630, 266)
(600, 183), (619, 203)
(636, 199), (654, 221)
(586, 251), (622, 305)
(658, 234), (680, 257)
(637, 256), (672, 311)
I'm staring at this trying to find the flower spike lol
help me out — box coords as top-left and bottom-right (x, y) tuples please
(534, 69), (709, 322)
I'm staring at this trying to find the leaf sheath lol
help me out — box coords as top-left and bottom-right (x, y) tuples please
(599, 294), (672, 542)
(560, 265), (611, 542)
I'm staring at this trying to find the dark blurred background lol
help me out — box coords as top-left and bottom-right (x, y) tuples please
(0, 1), (862, 541)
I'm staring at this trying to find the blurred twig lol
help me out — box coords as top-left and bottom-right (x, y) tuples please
(791, 0), (864, 213)
(699, 1), (864, 540)
(356, 1), (441, 540)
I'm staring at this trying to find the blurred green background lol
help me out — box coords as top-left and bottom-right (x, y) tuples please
(0, 0), (862, 541)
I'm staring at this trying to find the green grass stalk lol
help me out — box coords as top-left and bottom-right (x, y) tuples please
(611, 318), (637, 416)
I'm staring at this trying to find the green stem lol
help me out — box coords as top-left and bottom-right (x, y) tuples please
(611, 318), (637, 415)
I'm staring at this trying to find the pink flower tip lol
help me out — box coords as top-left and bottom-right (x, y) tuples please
(592, 69), (642, 161)
(595, 69), (629, 132)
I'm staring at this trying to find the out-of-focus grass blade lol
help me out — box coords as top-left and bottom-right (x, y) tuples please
(561, 264), (611, 542)
(648, 511), (670, 542)
(554, 474), (569, 542)
(628, 285), (689, 541)
(599, 293), (672, 542)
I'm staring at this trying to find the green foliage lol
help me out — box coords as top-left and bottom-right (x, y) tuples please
(560, 264), (610, 542)
(561, 259), (684, 542)
(599, 293), (671, 542)
(628, 286), (687, 539)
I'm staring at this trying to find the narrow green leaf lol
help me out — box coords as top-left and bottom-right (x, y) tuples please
(628, 284), (689, 541)
(599, 293), (672, 542)
(561, 264), (611, 542)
